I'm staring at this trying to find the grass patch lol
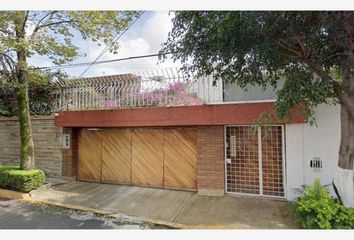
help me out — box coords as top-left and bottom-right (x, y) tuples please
(0, 164), (45, 193)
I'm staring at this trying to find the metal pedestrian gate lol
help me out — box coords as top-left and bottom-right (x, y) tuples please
(225, 126), (285, 197)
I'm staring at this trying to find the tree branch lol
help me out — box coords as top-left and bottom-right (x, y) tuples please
(295, 36), (310, 60)
(36, 20), (74, 30)
(276, 39), (302, 57)
(21, 11), (29, 34)
(31, 11), (59, 37)
(323, 53), (354, 61)
(0, 53), (16, 77)
(310, 63), (341, 90)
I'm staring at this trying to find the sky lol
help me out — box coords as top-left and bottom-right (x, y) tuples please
(28, 11), (181, 78)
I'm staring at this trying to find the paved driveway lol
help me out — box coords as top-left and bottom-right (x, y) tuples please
(31, 181), (193, 223)
(0, 198), (166, 229)
(31, 181), (296, 229)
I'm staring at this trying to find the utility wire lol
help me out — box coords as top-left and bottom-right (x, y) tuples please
(34, 52), (172, 70)
(78, 11), (145, 78)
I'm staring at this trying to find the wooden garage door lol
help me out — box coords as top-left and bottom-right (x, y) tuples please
(78, 128), (198, 191)
(164, 129), (197, 190)
(131, 129), (164, 188)
(102, 129), (132, 184)
(78, 129), (102, 182)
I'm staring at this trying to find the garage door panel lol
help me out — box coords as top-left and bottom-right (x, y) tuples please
(132, 129), (164, 187)
(164, 129), (197, 190)
(102, 129), (132, 184)
(78, 129), (102, 182)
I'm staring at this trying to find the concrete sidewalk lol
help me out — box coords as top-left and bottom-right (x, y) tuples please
(0, 198), (167, 229)
(30, 181), (296, 229)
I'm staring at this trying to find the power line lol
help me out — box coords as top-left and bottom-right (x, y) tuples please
(78, 11), (145, 78)
(34, 52), (172, 70)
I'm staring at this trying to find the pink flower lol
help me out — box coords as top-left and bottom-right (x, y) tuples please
(104, 80), (203, 109)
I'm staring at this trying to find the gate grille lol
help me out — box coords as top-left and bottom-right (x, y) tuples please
(226, 126), (260, 194)
(261, 126), (284, 196)
(226, 126), (284, 197)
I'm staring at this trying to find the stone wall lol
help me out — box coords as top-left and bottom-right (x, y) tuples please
(0, 116), (63, 177)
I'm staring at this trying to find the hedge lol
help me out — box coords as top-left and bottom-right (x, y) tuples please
(0, 165), (45, 193)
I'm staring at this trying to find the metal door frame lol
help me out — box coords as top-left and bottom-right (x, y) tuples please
(224, 125), (287, 199)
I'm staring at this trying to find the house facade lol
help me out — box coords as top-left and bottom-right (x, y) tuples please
(49, 69), (342, 201)
(0, 69), (342, 201)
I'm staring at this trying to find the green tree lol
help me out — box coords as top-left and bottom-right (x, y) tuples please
(0, 69), (65, 117)
(161, 11), (354, 205)
(0, 11), (140, 170)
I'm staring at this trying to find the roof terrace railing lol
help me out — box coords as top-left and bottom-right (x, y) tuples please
(53, 68), (224, 111)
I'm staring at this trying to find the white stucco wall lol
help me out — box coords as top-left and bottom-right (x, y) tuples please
(285, 104), (341, 200)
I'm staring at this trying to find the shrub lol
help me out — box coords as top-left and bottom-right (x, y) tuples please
(0, 165), (45, 193)
(289, 179), (354, 229)
(0, 70), (61, 117)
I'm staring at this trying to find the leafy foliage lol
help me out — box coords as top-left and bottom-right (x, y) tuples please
(160, 11), (353, 122)
(288, 179), (354, 229)
(0, 70), (62, 116)
(0, 164), (45, 193)
(0, 11), (141, 67)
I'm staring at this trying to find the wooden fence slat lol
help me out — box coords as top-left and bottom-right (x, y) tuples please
(163, 129), (197, 190)
(131, 129), (164, 187)
(78, 129), (102, 182)
(102, 128), (132, 184)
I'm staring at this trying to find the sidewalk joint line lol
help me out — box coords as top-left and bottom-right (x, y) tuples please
(171, 193), (194, 223)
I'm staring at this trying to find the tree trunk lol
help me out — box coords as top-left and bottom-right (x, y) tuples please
(335, 103), (354, 207)
(15, 51), (35, 170)
(335, 14), (354, 207)
(338, 105), (354, 171)
(14, 11), (35, 170)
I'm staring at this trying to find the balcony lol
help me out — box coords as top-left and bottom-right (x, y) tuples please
(53, 68), (280, 112)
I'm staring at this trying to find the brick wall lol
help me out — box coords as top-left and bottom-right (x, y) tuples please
(62, 127), (78, 178)
(197, 126), (225, 196)
(0, 116), (63, 177)
(0, 117), (227, 189)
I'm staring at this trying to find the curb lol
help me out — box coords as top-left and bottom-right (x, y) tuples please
(0, 188), (31, 200)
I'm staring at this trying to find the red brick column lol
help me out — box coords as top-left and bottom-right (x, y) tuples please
(197, 126), (225, 196)
(62, 127), (78, 179)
